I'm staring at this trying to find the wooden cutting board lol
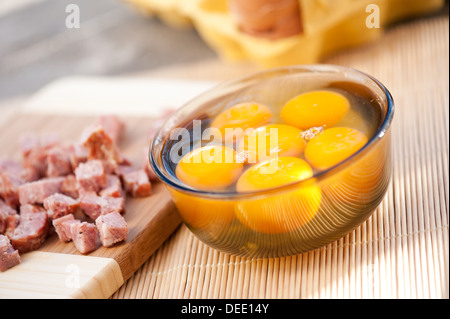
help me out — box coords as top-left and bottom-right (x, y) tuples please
(0, 77), (217, 299)
(0, 113), (183, 299)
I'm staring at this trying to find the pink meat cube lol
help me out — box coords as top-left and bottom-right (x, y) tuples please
(52, 214), (80, 242)
(0, 234), (21, 272)
(79, 192), (125, 220)
(95, 115), (125, 144)
(0, 172), (23, 207)
(46, 147), (72, 177)
(79, 125), (119, 161)
(43, 193), (79, 220)
(2, 213), (19, 238)
(99, 174), (124, 198)
(121, 169), (152, 197)
(95, 212), (128, 247)
(0, 158), (39, 183)
(22, 147), (47, 178)
(61, 174), (79, 199)
(75, 160), (107, 193)
(18, 132), (40, 157)
(100, 159), (118, 175)
(0, 199), (17, 234)
(19, 204), (46, 215)
(67, 143), (88, 171)
(70, 222), (100, 254)
(10, 207), (49, 254)
(18, 177), (64, 205)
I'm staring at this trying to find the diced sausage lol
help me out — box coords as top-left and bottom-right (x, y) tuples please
(121, 169), (152, 197)
(95, 212), (128, 247)
(61, 174), (79, 199)
(2, 214), (20, 238)
(9, 206), (49, 254)
(74, 160), (107, 193)
(18, 132), (40, 158)
(0, 172), (22, 207)
(43, 193), (79, 220)
(95, 115), (125, 144)
(20, 204), (47, 215)
(52, 214), (80, 242)
(18, 177), (64, 205)
(20, 132), (60, 178)
(79, 125), (121, 162)
(46, 147), (72, 177)
(70, 222), (100, 254)
(0, 199), (17, 234)
(67, 143), (88, 171)
(79, 192), (125, 220)
(0, 234), (21, 272)
(99, 174), (124, 199)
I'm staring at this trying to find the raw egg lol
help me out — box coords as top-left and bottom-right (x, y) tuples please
(235, 157), (321, 234)
(281, 90), (350, 129)
(168, 187), (235, 230)
(210, 102), (272, 142)
(176, 145), (244, 191)
(237, 124), (306, 164)
(305, 127), (368, 170)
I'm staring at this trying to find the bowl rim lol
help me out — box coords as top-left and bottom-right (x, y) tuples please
(149, 64), (395, 199)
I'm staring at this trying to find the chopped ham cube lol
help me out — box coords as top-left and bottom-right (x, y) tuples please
(95, 212), (128, 247)
(67, 143), (88, 171)
(19, 132), (60, 178)
(20, 204), (47, 215)
(53, 214), (80, 242)
(121, 169), (152, 197)
(22, 147), (48, 178)
(0, 235), (21, 272)
(0, 199), (16, 234)
(10, 206), (49, 254)
(70, 222), (100, 254)
(100, 159), (118, 175)
(80, 192), (125, 220)
(79, 125), (121, 162)
(0, 173), (23, 207)
(0, 158), (39, 183)
(99, 174), (125, 198)
(2, 214), (19, 238)
(61, 174), (79, 199)
(17, 177), (64, 205)
(46, 147), (72, 177)
(18, 132), (40, 158)
(43, 193), (79, 220)
(95, 115), (125, 144)
(75, 160), (107, 193)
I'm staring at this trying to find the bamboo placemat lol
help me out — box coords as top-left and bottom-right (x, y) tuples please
(112, 15), (449, 299)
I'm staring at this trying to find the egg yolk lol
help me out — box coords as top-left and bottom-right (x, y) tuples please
(237, 157), (313, 192)
(168, 188), (235, 230)
(176, 145), (244, 191)
(235, 157), (321, 234)
(281, 90), (350, 129)
(305, 127), (368, 171)
(237, 124), (306, 164)
(210, 102), (272, 142)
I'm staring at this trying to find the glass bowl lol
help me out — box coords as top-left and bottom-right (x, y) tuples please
(149, 64), (394, 258)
